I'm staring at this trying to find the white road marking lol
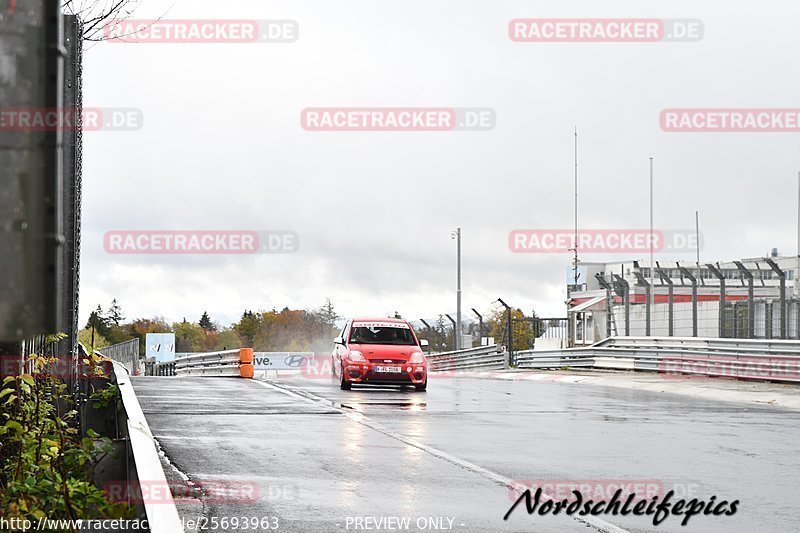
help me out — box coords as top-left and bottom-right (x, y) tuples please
(252, 379), (631, 533)
(155, 435), (243, 440)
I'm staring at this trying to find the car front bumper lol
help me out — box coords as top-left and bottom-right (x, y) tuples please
(343, 362), (427, 385)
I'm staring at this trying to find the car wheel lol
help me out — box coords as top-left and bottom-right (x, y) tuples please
(414, 379), (427, 392)
(340, 366), (352, 390)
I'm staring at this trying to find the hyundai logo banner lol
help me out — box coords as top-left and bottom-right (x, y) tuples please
(253, 352), (315, 370)
(146, 333), (176, 363)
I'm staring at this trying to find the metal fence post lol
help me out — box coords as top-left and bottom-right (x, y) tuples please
(765, 258), (786, 339)
(613, 275), (630, 336)
(419, 319), (432, 354)
(444, 314), (456, 352)
(497, 298), (512, 364)
(678, 265), (698, 337)
(471, 308), (483, 343)
(706, 263), (726, 337)
(735, 261), (755, 339)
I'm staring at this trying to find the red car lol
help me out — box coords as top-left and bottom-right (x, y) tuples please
(332, 317), (429, 391)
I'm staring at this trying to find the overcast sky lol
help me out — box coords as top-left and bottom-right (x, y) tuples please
(78, 0), (800, 328)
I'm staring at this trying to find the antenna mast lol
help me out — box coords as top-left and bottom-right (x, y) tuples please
(572, 127), (579, 289)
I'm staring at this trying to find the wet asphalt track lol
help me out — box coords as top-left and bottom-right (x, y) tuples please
(131, 374), (800, 533)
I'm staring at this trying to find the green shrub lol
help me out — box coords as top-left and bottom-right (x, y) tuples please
(0, 345), (133, 522)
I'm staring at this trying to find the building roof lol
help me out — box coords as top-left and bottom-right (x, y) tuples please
(569, 295), (607, 313)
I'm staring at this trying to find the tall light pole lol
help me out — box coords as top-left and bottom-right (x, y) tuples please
(649, 157), (655, 332)
(695, 210), (700, 265)
(451, 228), (462, 350)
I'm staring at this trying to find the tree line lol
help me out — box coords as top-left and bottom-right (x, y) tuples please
(81, 299), (542, 357)
(80, 298), (341, 357)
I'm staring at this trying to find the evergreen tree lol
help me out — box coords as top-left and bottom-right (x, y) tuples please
(86, 304), (110, 338)
(107, 298), (125, 326)
(316, 299), (339, 327)
(234, 310), (259, 348)
(199, 311), (215, 332)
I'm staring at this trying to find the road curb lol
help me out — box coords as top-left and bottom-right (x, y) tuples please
(114, 361), (185, 532)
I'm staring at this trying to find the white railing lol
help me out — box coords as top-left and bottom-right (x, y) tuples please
(112, 362), (184, 532)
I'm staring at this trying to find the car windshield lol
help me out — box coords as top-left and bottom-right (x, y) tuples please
(349, 325), (417, 345)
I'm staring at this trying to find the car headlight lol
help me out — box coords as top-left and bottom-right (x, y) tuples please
(409, 352), (425, 364)
(348, 351), (366, 362)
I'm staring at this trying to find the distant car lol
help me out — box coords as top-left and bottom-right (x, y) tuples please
(332, 317), (429, 391)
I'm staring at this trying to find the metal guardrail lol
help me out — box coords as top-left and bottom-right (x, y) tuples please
(427, 345), (508, 372)
(174, 349), (242, 376)
(515, 349), (595, 369)
(426, 337), (800, 383)
(515, 336), (800, 383)
(135, 336), (800, 383)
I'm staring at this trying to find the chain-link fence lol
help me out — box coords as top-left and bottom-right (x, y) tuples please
(57, 15), (83, 383)
(591, 297), (800, 342)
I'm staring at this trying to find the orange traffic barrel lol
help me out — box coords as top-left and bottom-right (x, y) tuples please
(239, 348), (254, 378)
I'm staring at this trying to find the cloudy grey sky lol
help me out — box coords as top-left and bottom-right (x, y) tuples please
(78, 0), (800, 327)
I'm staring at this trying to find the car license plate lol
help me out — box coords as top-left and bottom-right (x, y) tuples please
(375, 365), (402, 373)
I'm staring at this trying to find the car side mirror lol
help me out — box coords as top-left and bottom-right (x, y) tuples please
(419, 339), (429, 347)
(334, 336), (344, 345)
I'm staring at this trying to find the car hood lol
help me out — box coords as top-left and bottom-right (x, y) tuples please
(349, 344), (424, 362)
